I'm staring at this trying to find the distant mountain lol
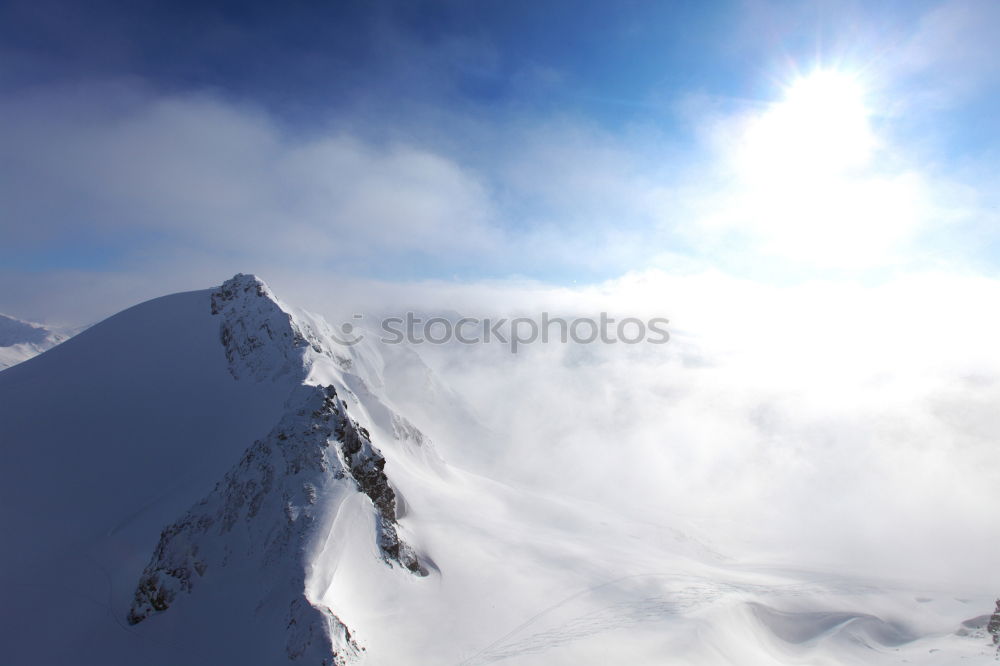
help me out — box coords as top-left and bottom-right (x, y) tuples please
(0, 274), (992, 665)
(0, 313), (74, 369)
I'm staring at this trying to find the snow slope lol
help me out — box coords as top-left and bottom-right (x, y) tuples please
(0, 274), (995, 665)
(0, 313), (73, 369)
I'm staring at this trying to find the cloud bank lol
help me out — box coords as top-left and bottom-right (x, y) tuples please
(398, 270), (1000, 588)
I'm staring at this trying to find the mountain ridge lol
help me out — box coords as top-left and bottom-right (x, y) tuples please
(126, 274), (428, 663)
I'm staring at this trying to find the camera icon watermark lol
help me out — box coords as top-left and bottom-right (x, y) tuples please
(328, 314), (365, 346)
(331, 312), (669, 353)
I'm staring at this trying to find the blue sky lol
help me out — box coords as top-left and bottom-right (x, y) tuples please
(2, 0), (1000, 321)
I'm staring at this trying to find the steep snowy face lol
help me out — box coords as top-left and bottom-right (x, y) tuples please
(125, 274), (427, 664)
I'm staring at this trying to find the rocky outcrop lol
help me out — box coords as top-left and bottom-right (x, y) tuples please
(211, 273), (316, 381)
(127, 382), (423, 660)
(338, 412), (424, 574)
(988, 599), (1000, 646)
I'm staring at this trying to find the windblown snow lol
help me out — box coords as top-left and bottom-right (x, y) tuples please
(0, 273), (995, 665)
(0, 312), (72, 369)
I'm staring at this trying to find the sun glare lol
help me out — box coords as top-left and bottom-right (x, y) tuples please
(741, 69), (874, 181)
(716, 67), (921, 267)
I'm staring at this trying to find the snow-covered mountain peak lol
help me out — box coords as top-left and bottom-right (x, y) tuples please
(212, 271), (273, 301)
(118, 274), (430, 664)
(210, 273), (317, 382)
(209, 273), (368, 386)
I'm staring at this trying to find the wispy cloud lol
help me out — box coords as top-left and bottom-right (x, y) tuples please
(0, 83), (502, 262)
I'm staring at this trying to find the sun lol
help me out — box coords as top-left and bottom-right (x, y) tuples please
(740, 68), (874, 181)
(715, 67), (921, 267)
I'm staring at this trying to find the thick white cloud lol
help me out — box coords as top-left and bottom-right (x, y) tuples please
(369, 269), (1000, 586)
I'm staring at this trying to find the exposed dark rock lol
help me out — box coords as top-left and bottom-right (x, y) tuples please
(127, 383), (423, 660)
(988, 599), (1000, 645)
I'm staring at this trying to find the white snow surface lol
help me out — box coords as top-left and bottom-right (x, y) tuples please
(0, 312), (74, 369)
(0, 273), (995, 665)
